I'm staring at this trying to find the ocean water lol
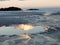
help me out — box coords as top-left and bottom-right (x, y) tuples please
(0, 8), (60, 45)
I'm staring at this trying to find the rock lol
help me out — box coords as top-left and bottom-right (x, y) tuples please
(0, 7), (22, 11)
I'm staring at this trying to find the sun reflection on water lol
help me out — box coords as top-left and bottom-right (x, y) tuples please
(15, 24), (34, 41)
(16, 24), (35, 31)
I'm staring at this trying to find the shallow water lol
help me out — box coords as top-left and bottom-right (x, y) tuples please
(0, 11), (60, 26)
(0, 11), (60, 34)
(0, 26), (45, 35)
(0, 8), (60, 45)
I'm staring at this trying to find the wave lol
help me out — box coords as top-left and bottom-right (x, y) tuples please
(43, 12), (60, 16)
(0, 26), (60, 45)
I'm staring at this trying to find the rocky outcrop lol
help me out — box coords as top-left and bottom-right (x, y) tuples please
(0, 7), (22, 11)
(28, 8), (39, 10)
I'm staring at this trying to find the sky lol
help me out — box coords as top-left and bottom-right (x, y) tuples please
(0, 0), (60, 8)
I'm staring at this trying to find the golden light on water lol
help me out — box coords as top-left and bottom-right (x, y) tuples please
(42, 25), (50, 30)
(16, 24), (35, 31)
(19, 34), (31, 43)
(44, 27), (49, 30)
(19, 34), (31, 39)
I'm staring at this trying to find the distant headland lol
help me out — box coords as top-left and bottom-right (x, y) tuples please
(0, 7), (22, 11)
(27, 9), (39, 10)
(0, 7), (40, 11)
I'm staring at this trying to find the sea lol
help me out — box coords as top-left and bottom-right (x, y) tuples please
(0, 8), (60, 45)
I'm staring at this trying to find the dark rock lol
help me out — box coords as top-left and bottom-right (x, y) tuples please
(0, 7), (22, 11)
(28, 9), (39, 10)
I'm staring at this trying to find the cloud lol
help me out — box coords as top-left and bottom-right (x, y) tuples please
(0, 0), (9, 1)
(0, 0), (60, 8)
(18, 0), (26, 1)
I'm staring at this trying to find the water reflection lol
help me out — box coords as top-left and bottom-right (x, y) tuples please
(16, 24), (35, 31)
(19, 34), (31, 40)
(0, 24), (45, 35)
